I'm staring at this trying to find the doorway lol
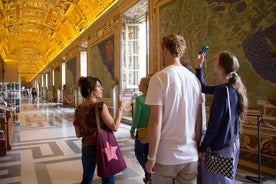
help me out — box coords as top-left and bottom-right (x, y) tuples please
(120, 0), (148, 120)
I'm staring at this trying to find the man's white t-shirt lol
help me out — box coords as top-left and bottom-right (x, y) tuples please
(145, 65), (201, 165)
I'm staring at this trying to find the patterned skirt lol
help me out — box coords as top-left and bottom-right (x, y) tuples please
(199, 140), (240, 184)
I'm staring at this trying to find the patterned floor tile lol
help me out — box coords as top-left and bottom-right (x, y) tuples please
(0, 98), (275, 184)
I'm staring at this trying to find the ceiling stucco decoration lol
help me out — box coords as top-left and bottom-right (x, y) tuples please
(122, 0), (147, 20)
(0, 0), (117, 82)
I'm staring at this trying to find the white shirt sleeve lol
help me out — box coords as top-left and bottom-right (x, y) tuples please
(145, 73), (163, 106)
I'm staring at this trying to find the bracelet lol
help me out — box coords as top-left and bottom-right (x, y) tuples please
(147, 155), (156, 161)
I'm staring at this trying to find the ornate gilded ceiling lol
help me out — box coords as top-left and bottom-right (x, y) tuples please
(0, 0), (117, 82)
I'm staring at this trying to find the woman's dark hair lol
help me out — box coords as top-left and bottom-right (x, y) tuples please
(78, 76), (102, 98)
(219, 51), (248, 121)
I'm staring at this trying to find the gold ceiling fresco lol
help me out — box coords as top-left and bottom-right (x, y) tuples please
(0, 0), (117, 82)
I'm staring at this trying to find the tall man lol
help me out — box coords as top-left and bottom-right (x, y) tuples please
(145, 33), (202, 184)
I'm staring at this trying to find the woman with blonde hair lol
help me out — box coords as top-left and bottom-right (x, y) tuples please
(130, 76), (152, 184)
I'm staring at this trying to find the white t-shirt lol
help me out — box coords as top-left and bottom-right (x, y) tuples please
(145, 65), (202, 165)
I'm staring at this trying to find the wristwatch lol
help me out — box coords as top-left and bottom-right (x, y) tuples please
(147, 155), (156, 161)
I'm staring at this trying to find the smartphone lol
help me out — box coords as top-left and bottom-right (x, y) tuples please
(199, 45), (209, 54)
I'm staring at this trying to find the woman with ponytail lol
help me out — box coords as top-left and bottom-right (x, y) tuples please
(195, 51), (248, 184)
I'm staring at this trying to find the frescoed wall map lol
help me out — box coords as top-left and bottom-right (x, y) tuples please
(90, 36), (115, 98)
(160, 0), (276, 108)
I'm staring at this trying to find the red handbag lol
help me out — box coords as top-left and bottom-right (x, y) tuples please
(95, 102), (126, 178)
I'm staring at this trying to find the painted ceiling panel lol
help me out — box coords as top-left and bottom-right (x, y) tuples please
(0, 0), (117, 82)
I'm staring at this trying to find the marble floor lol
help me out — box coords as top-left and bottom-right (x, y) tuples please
(0, 98), (275, 184)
